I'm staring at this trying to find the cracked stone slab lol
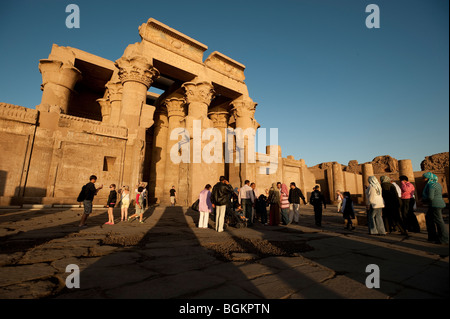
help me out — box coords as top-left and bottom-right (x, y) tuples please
(291, 275), (388, 299)
(236, 263), (335, 299)
(104, 270), (226, 299)
(0, 263), (56, 287)
(204, 262), (277, 282)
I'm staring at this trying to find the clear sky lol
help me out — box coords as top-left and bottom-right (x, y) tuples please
(0, 0), (448, 171)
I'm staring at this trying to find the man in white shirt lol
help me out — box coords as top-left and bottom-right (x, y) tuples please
(239, 180), (255, 226)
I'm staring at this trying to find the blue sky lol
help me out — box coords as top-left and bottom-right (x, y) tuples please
(0, 0), (448, 171)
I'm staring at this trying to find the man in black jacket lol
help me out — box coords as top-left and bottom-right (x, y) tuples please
(288, 182), (307, 224)
(78, 175), (103, 227)
(310, 185), (326, 227)
(211, 176), (234, 232)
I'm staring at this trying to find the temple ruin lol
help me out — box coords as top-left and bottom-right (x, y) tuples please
(0, 18), (448, 207)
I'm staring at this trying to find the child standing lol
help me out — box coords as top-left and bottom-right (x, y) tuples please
(105, 184), (117, 225)
(128, 186), (145, 224)
(336, 190), (344, 213)
(341, 191), (355, 230)
(120, 186), (130, 222)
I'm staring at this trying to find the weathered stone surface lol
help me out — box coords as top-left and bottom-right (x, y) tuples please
(371, 155), (399, 173)
(104, 270), (226, 299)
(0, 205), (448, 299)
(421, 152), (449, 171)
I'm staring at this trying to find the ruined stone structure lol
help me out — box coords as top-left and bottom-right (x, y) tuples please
(0, 18), (447, 208)
(0, 18), (315, 207)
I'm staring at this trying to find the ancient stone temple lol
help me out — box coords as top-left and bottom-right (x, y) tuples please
(0, 18), (309, 207)
(0, 18), (447, 208)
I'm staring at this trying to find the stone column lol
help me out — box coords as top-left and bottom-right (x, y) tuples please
(399, 159), (415, 184)
(96, 98), (111, 123)
(209, 109), (230, 184)
(163, 97), (187, 204)
(362, 163), (374, 203)
(149, 106), (168, 203)
(106, 81), (123, 126)
(115, 55), (159, 190)
(39, 59), (82, 113)
(332, 163), (345, 203)
(181, 80), (215, 205)
(229, 95), (258, 187)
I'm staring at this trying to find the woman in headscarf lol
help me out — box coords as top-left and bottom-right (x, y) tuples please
(422, 172), (448, 244)
(280, 183), (290, 225)
(365, 176), (386, 235)
(267, 182), (281, 226)
(380, 176), (408, 236)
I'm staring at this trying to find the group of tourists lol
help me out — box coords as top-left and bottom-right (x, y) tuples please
(77, 175), (148, 227)
(76, 172), (448, 245)
(363, 173), (448, 244)
(195, 176), (324, 232)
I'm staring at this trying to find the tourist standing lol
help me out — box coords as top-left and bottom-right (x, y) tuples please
(169, 186), (177, 206)
(250, 183), (259, 223)
(288, 182), (307, 224)
(341, 192), (355, 230)
(198, 184), (212, 229)
(105, 184), (117, 225)
(380, 176), (408, 236)
(141, 182), (148, 211)
(128, 186), (145, 223)
(120, 186), (130, 222)
(280, 184), (291, 225)
(238, 180), (255, 226)
(422, 172), (449, 245)
(310, 185), (326, 227)
(78, 175), (103, 227)
(268, 182), (281, 226)
(257, 190), (269, 225)
(211, 176), (234, 232)
(392, 180), (402, 198)
(336, 190), (344, 213)
(365, 176), (386, 235)
(399, 175), (420, 232)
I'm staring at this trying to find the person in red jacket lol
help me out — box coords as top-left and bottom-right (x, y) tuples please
(399, 175), (419, 232)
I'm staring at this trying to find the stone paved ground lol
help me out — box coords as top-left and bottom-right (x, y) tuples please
(0, 204), (448, 299)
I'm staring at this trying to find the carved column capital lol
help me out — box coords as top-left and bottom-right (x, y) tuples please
(164, 97), (186, 119)
(106, 81), (123, 102)
(230, 95), (257, 120)
(39, 59), (82, 91)
(97, 98), (111, 123)
(115, 55), (159, 89)
(182, 81), (215, 106)
(209, 111), (230, 129)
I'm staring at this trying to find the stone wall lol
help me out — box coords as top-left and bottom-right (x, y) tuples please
(0, 103), (128, 206)
(0, 103), (38, 205)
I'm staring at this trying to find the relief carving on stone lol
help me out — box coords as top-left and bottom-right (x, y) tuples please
(164, 97), (187, 118)
(115, 55), (159, 88)
(182, 81), (215, 106)
(230, 95), (257, 120)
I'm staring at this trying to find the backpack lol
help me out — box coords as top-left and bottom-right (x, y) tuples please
(77, 184), (87, 202)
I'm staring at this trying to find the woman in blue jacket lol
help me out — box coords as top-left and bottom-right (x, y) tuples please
(422, 172), (448, 244)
